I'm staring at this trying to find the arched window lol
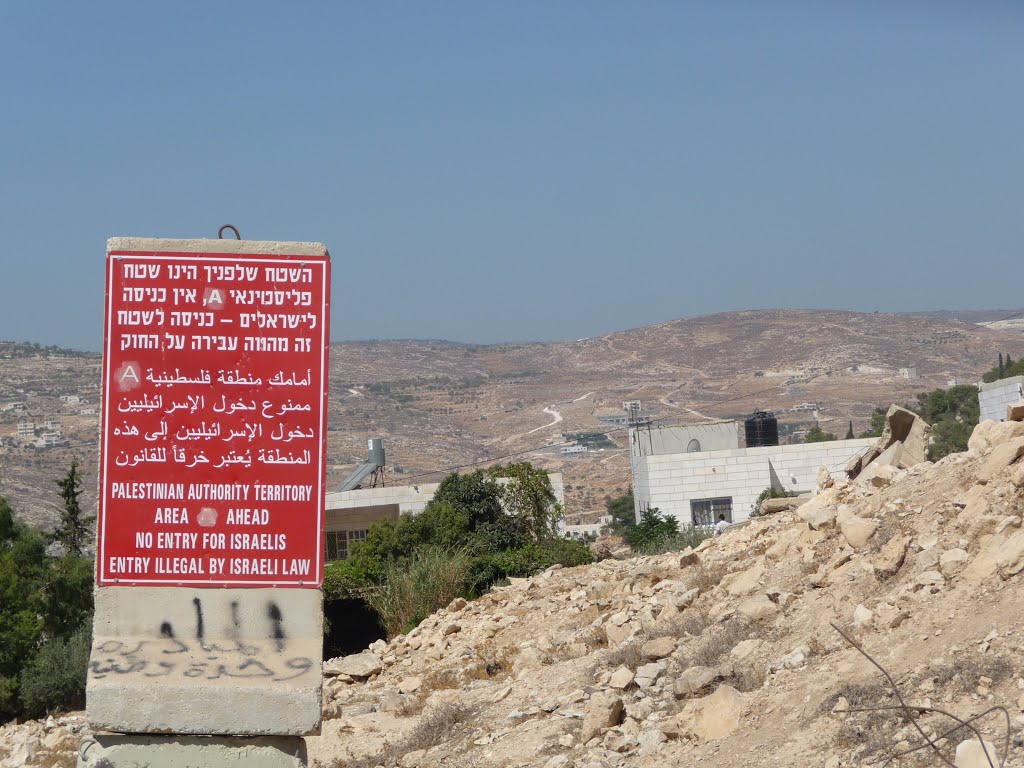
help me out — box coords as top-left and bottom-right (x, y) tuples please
(686, 438), (701, 453)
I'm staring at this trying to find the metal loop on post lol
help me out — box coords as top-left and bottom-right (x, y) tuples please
(218, 225), (241, 240)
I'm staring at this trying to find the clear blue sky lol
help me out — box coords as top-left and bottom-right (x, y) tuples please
(1, 2), (1022, 350)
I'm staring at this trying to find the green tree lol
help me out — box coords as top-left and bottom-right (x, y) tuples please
(914, 384), (979, 424)
(845, 421), (855, 440)
(605, 492), (636, 532)
(0, 497), (16, 543)
(19, 624), (91, 718)
(0, 498), (46, 719)
(53, 459), (93, 556)
(913, 383), (979, 460)
(485, 463), (561, 541)
(982, 353), (1024, 383)
(804, 425), (837, 443)
(626, 508), (678, 549)
(37, 554), (94, 638)
(325, 463), (593, 636)
(858, 407), (888, 438)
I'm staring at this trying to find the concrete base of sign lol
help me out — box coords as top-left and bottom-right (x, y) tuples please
(78, 734), (307, 767)
(87, 587), (323, 736)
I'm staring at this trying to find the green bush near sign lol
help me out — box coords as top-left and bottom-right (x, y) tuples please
(323, 463), (594, 638)
(0, 476), (94, 720)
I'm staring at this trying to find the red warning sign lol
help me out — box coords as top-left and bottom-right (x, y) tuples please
(97, 248), (330, 587)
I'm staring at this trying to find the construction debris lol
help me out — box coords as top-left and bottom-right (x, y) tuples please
(844, 405), (932, 479)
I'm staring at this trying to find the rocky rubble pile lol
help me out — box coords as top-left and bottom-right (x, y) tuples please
(309, 414), (1024, 768)
(0, 714), (87, 767)
(4, 412), (1024, 768)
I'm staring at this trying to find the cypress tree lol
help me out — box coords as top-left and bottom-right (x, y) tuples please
(998, 353), (1004, 378)
(53, 459), (94, 556)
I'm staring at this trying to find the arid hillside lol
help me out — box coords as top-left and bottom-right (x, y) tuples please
(1, 310), (1021, 528)
(6, 413), (1024, 767)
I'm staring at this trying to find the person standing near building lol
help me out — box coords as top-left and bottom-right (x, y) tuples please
(714, 514), (730, 536)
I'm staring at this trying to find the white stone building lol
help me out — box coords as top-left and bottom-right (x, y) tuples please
(978, 376), (1024, 423)
(630, 422), (738, 456)
(560, 444), (589, 455)
(37, 432), (65, 448)
(630, 424), (873, 527)
(562, 515), (613, 540)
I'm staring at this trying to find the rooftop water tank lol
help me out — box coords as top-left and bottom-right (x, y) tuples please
(368, 438), (385, 467)
(745, 410), (779, 447)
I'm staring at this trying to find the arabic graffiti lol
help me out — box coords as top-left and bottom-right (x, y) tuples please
(89, 598), (314, 683)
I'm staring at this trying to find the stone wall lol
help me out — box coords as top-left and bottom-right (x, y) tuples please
(979, 376), (1024, 423)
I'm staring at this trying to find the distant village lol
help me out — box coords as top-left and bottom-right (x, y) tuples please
(3, 338), (1023, 567)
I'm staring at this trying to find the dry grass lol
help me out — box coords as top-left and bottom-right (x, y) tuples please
(330, 701), (477, 768)
(33, 755), (76, 768)
(605, 639), (645, 671)
(419, 668), (462, 693)
(688, 564), (727, 594)
(820, 679), (891, 714)
(580, 625), (609, 649)
(912, 653), (1013, 696)
(732, 663), (766, 692)
(682, 618), (751, 668)
(604, 606), (715, 671)
(394, 694), (427, 717)
(820, 679), (901, 759)
(403, 701), (476, 752)
(676, 606), (713, 637)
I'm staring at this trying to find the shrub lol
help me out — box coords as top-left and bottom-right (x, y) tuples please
(19, 623), (91, 717)
(365, 547), (471, 637)
(627, 508), (710, 553)
(750, 486), (798, 517)
(467, 539), (594, 594)
(322, 556), (372, 599)
(804, 425), (837, 443)
(626, 508), (677, 549)
(631, 524), (710, 556)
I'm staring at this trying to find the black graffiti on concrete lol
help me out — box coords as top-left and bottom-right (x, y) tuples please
(268, 601), (286, 652)
(192, 596), (207, 650)
(89, 597), (312, 682)
(88, 639), (314, 682)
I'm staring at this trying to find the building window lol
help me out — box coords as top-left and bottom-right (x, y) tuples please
(325, 529), (369, 562)
(690, 497), (733, 528)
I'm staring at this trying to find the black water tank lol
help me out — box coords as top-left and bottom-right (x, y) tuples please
(745, 410), (779, 447)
